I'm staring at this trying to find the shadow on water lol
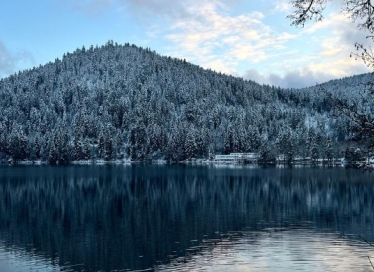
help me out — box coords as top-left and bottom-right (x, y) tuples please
(0, 165), (374, 271)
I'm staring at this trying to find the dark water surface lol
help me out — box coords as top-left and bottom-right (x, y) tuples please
(0, 165), (374, 271)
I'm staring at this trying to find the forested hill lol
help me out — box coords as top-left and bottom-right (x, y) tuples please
(0, 41), (368, 163)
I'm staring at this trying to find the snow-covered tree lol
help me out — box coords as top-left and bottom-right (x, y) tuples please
(8, 127), (28, 161)
(185, 127), (197, 160)
(0, 41), (364, 163)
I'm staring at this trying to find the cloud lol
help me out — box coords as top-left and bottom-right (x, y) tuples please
(272, 0), (293, 13)
(240, 11), (371, 88)
(124, 0), (370, 86)
(243, 61), (369, 88)
(122, 0), (193, 20)
(0, 41), (34, 79)
(275, 70), (335, 88)
(163, 1), (297, 76)
(119, 0), (245, 20)
(57, 0), (372, 87)
(304, 14), (371, 75)
(300, 12), (371, 53)
(68, 0), (208, 19)
(0, 41), (15, 77)
(65, 0), (290, 75)
(243, 68), (331, 88)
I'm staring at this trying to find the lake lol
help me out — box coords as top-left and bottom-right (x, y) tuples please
(0, 165), (374, 271)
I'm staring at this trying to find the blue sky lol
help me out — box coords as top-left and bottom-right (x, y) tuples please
(0, 0), (370, 87)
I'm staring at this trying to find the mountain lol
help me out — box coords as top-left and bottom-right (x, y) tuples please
(0, 41), (369, 163)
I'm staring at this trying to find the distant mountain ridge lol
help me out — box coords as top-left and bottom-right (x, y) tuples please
(0, 41), (369, 163)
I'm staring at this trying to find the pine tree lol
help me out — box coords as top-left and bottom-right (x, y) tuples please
(0, 122), (6, 155)
(82, 139), (91, 160)
(277, 128), (294, 164)
(73, 138), (82, 160)
(104, 135), (113, 161)
(34, 136), (41, 159)
(48, 135), (59, 165)
(259, 144), (276, 164)
(311, 142), (319, 162)
(48, 128), (71, 164)
(326, 137), (333, 163)
(98, 132), (105, 159)
(185, 128), (197, 160)
(58, 128), (71, 165)
(8, 128), (28, 161)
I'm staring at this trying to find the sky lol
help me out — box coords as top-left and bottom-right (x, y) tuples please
(0, 0), (371, 88)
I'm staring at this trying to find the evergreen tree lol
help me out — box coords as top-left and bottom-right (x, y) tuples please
(48, 135), (59, 165)
(48, 127), (71, 164)
(326, 137), (333, 163)
(311, 142), (319, 162)
(98, 132), (105, 159)
(0, 41), (367, 163)
(185, 128), (197, 160)
(259, 144), (276, 164)
(73, 138), (82, 161)
(8, 128), (28, 161)
(0, 122), (8, 156)
(82, 139), (91, 160)
(277, 128), (294, 164)
(34, 136), (41, 159)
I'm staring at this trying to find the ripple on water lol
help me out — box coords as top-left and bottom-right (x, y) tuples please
(155, 229), (374, 272)
(0, 243), (89, 272)
(0, 244), (59, 272)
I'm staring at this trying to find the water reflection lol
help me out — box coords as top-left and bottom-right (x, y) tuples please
(0, 165), (373, 271)
(157, 229), (374, 271)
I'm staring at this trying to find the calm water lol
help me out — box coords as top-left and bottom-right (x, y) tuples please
(0, 165), (374, 271)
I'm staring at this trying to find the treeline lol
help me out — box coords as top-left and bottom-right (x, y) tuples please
(0, 41), (369, 163)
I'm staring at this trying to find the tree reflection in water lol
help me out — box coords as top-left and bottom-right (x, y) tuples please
(0, 165), (373, 271)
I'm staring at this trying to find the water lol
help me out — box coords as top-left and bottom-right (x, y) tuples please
(0, 165), (374, 271)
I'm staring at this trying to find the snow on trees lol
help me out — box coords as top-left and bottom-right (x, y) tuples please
(0, 42), (365, 163)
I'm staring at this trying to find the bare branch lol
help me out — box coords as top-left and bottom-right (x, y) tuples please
(368, 256), (374, 270)
(344, 0), (374, 33)
(287, 0), (330, 27)
(351, 42), (374, 69)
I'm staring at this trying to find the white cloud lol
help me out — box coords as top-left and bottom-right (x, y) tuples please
(120, 0), (245, 20)
(159, 0), (369, 86)
(0, 41), (14, 77)
(59, 0), (372, 88)
(302, 13), (371, 76)
(122, 0), (193, 20)
(163, 1), (297, 76)
(244, 68), (332, 88)
(243, 55), (370, 88)
(69, 0), (211, 19)
(240, 10), (372, 88)
(0, 41), (34, 79)
(272, 0), (293, 13)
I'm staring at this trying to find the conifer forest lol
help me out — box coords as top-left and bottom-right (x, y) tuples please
(0, 41), (371, 164)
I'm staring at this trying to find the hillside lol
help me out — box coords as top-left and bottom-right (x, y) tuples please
(0, 41), (369, 163)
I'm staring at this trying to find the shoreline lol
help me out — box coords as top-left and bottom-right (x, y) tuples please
(0, 159), (367, 168)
